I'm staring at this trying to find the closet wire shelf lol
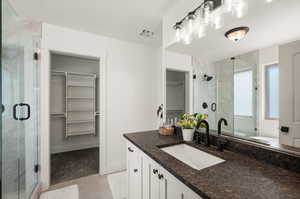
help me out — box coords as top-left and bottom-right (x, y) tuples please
(51, 71), (98, 138)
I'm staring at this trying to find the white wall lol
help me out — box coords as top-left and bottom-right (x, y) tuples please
(41, 23), (161, 188)
(165, 51), (192, 71)
(258, 46), (279, 138)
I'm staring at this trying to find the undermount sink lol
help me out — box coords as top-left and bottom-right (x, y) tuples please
(161, 144), (225, 170)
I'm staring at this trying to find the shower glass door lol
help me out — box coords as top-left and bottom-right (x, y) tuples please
(1, 0), (40, 198)
(233, 53), (258, 138)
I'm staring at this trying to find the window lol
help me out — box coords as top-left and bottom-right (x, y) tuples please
(234, 70), (253, 116)
(265, 64), (279, 119)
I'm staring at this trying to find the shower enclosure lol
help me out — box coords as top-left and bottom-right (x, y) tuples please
(193, 51), (259, 138)
(1, 0), (41, 198)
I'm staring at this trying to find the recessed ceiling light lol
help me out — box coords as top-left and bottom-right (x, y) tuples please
(139, 29), (154, 38)
(225, 26), (249, 41)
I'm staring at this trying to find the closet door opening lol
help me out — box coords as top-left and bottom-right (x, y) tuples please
(49, 53), (100, 185)
(166, 70), (188, 124)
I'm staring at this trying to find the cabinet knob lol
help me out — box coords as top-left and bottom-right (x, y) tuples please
(158, 174), (164, 180)
(134, 169), (138, 173)
(153, 169), (158, 174)
(128, 147), (134, 152)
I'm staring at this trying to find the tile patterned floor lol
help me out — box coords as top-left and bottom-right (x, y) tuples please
(51, 147), (99, 185)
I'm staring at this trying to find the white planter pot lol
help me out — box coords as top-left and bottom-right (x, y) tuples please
(182, 129), (195, 141)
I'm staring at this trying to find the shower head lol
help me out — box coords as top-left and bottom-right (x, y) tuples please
(203, 74), (213, 81)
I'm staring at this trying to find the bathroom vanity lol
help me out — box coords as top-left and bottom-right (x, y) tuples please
(124, 131), (300, 199)
(126, 137), (202, 199)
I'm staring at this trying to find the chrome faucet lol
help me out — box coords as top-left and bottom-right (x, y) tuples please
(196, 120), (210, 147)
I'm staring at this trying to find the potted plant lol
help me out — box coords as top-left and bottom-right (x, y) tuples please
(194, 113), (208, 133)
(177, 114), (197, 141)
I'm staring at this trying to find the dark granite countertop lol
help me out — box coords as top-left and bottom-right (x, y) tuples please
(124, 131), (300, 199)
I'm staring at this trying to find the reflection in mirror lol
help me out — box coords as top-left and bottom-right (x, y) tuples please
(166, 70), (186, 123)
(169, 0), (300, 152)
(193, 50), (280, 147)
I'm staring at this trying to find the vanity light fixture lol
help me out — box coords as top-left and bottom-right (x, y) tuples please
(173, 0), (249, 45)
(266, 0), (273, 3)
(174, 22), (183, 42)
(225, 26), (249, 41)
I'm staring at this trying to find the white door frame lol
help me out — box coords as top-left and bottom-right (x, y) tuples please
(163, 66), (193, 121)
(40, 47), (107, 190)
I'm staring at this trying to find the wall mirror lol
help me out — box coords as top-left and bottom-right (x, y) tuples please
(166, 0), (300, 153)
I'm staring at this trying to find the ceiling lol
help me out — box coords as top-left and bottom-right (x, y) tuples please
(168, 0), (300, 61)
(9, 0), (180, 46)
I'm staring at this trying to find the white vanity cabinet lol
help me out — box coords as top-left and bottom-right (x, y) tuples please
(163, 167), (203, 199)
(126, 140), (202, 199)
(126, 142), (142, 199)
(143, 155), (162, 199)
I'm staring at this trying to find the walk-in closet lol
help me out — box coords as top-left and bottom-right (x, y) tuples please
(50, 53), (100, 185)
(166, 70), (186, 122)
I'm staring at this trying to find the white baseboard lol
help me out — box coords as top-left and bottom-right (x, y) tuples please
(51, 143), (99, 154)
(105, 163), (126, 175)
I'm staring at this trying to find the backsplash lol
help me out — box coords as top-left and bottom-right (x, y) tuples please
(193, 129), (300, 173)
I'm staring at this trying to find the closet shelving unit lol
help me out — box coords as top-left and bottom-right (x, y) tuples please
(51, 70), (97, 138)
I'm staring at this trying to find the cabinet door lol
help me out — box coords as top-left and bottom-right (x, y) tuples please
(159, 173), (167, 199)
(142, 155), (151, 199)
(149, 159), (160, 199)
(184, 188), (203, 199)
(127, 144), (203, 199)
(279, 40), (300, 148)
(127, 142), (142, 199)
(163, 169), (184, 199)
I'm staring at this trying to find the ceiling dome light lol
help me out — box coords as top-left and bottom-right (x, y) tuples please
(225, 26), (249, 41)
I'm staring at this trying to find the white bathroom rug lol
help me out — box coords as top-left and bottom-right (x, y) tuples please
(40, 184), (79, 199)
